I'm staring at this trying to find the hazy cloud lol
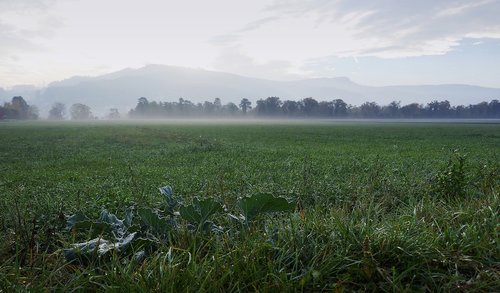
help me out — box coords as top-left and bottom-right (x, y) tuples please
(437, 0), (494, 17)
(213, 46), (299, 81)
(263, 0), (500, 57)
(0, 0), (66, 86)
(0, 22), (45, 56)
(208, 34), (240, 46)
(206, 0), (500, 84)
(236, 16), (280, 33)
(210, 17), (280, 47)
(300, 37), (500, 87)
(0, 0), (63, 59)
(0, 0), (55, 12)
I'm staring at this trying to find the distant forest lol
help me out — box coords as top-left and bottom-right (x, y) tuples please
(129, 97), (500, 119)
(1, 96), (500, 120)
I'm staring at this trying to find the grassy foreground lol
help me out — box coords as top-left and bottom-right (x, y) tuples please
(0, 120), (499, 291)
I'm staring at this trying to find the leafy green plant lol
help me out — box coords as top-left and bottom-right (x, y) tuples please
(233, 193), (296, 229)
(159, 185), (180, 216)
(431, 151), (468, 198)
(137, 207), (176, 238)
(64, 209), (153, 263)
(179, 197), (223, 232)
(64, 187), (183, 263)
(63, 186), (295, 263)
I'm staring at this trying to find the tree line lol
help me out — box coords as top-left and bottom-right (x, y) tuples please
(128, 97), (248, 118)
(1, 96), (500, 120)
(0, 97), (114, 120)
(129, 97), (500, 119)
(47, 102), (103, 120)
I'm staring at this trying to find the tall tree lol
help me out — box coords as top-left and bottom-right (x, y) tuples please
(70, 103), (93, 120)
(488, 100), (500, 117)
(213, 98), (222, 113)
(203, 101), (215, 114)
(301, 97), (319, 116)
(48, 102), (66, 120)
(384, 101), (401, 118)
(400, 103), (422, 118)
(318, 101), (334, 117)
(282, 100), (300, 116)
(332, 99), (348, 117)
(223, 102), (239, 115)
(359, 102), (381, 118)
(469, 101), (489, 117)
(137, 97), (149, 114)
(239, 98), (252, 114)
(10, 96), (30, 119)
(256, 97), (282, 116)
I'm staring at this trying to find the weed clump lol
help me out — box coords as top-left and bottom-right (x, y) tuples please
(431, 151), (468, 198)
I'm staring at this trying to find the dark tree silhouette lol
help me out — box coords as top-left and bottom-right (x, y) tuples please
(0, 96), (37, 120)
(214, 98), (222, 113)
(332, 99), (348, 117)
(282, 100), (300, 116)
(10, 96), (30, 119)
(318, 101), (334, 117)
(239, 98), (252, 114)
(359, 102), (381, 118)
(255, 97), (282, 116)
(301, 97), (319, 116)
(384, 101), (401, 118)
(223, 102), (239, 115)
(49, 102), (66, 120)
(70, 103), (94, 120)
(400, 103), (422, 118)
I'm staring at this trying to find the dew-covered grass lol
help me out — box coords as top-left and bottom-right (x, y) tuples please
(0, 120), (498, 291)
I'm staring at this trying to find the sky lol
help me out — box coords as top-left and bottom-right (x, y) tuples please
(1, 0), (500, 88)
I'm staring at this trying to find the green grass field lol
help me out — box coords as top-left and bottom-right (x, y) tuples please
(1, 120), (499, 291)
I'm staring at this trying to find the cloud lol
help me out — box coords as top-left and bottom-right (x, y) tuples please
(437, 0), (494, 17)
(213, 46), (299, 81)
(0, 22), (45, 56)
(0, 0), (51, 12)
(205, 0), (500, 79)
(0, 0), (63, 60)
(236, 16), (280, 33)
(263, 0), (500, 58)
(0, 0), (66, 86)
(206, 0), (500, 82)
(210, 16), (280, 46)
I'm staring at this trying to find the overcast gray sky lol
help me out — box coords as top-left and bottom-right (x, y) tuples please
(1, 0), (500, 88)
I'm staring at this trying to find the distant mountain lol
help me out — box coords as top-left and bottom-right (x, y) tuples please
(1, 64), (499, 117)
